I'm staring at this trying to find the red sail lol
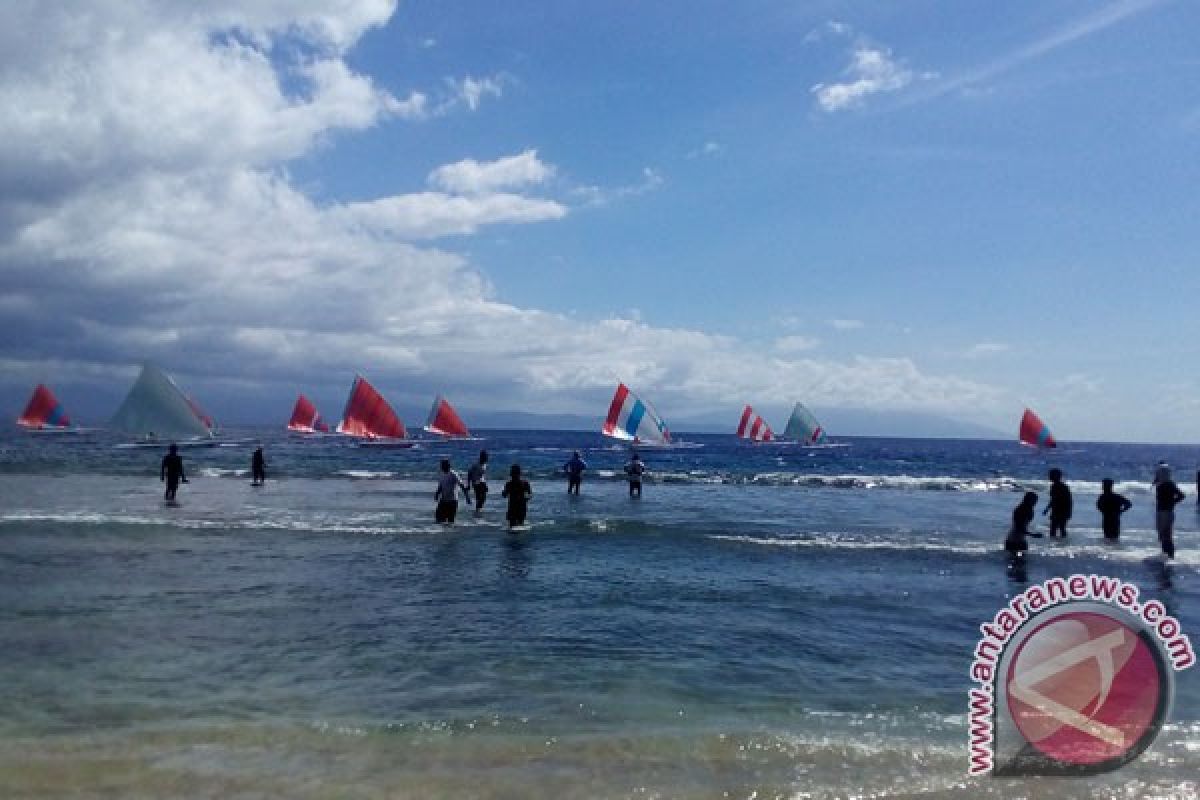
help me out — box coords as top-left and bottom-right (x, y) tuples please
(337, 376), (406, 439)
(425, 395), (469, 437)
(288, 394), (327, 432)
(1019, 408), (1056, 448)
(736, 404), (774, 442)
(18, 384), (71, 429)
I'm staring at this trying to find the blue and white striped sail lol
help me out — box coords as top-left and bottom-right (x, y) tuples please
(602, 383), (671, 445)
(783, 402), (827, 445)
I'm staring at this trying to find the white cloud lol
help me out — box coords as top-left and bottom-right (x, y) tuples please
(812, 45), (916, 112)
(0, 0), (1010, 425)
(435, 74), (506, 114)
(829, 319), (864, 331)
(429, 150), (555, 195)
(335, 189), (566, 239)
(773, 335), (820, 354)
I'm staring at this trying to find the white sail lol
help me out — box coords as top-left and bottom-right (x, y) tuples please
(110, 363), (213, 440)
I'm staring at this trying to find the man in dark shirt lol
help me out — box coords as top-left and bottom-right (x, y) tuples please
(1096, 478), (1132, 540)
(1155, 465), (1185, 559)
(1043, 468), (1072, 537)
(502, 464), (532, 528)
(160, 443), (187, 502)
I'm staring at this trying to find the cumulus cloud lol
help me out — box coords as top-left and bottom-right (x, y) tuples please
(429, 150), (555, 195)
(0, 0), (1007, 424)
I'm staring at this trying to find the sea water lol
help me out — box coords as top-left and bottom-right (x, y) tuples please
(0, 430), (1197, 798)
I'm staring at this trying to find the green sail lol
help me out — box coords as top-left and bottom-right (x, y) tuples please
(783, 402), (827, 445)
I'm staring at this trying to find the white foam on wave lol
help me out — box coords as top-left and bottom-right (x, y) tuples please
(707, 532), (1200, 566)
(199, 467), (248, 478)
(337, 470), (395, 480)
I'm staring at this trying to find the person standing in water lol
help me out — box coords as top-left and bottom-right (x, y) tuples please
(1154, 464), (1185, 560)
(1043, 468), (1072, 537)
(564, 450), (588, 495)
(466, 450), (488, 512)
(251, 447), (266, 486)
(160, 443), (187, 502)
(624, 451), (645, 498)
(1095, 478), (1132, 541)
(1006, 491), (1041, 559)
(502, 464), (533, 529)
(434, 458), (470, 524)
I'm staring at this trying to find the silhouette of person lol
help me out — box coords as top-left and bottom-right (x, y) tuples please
(624, 452), (645, 497)
(1096, 478), (1132, 540)
(1154, 464), (1185, 560)
(434, 458), (470, 524)
(1006, 491), (1041, 557)
(564, 450), (588, 495)
(1043, 468), (1072, 537)
(502, 464), (532, 528)
(161, 443), (187, 502)
(467, 450), (488, 512)
(251, 447), (266, 486)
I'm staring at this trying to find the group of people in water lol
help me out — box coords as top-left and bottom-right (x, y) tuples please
(160, 443), (1193, 552)
(163, 444), (649, 529)
(433, 449), (648, 528)
(1005, 464), (1188, 563)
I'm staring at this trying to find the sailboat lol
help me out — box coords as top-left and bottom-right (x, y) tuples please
(287, 394), (330, 434)
(736, 405), (775, 442)
(110, 363), (218, 447)
(17, 384), (79, 433)
(336, 374), (413, 448)
(423, 395), (472, 438)
(1019, 408), (1057, 449)
(602, 382), (674, 447)
(783, 402), (830, 446)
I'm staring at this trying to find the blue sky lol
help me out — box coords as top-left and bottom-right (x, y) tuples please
(2, 0), (1199, 440)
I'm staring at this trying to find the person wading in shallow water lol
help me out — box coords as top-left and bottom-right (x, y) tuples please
(1043, 468), (1072, 537)
(466, 450), (488, 512)
(1095, 478), (1131, 541)
(251, 447), (266, 486)
(161, 443), (187, 502)
(434, 459), (470, 524)
(564, 450), (587, 495)
(502, 464), (532, 529)
(624, 451), (645, 498)
(1154, 464), (1185, 560)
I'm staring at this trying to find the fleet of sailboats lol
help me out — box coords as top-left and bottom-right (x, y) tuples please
(12, 368), (1061, 453)
(736, 401), (832, 446)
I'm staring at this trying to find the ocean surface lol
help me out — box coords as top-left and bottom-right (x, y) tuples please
(1, 429), (1198, 799)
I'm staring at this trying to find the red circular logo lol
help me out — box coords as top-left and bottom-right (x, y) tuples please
(1005, 611), (1164, 766)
